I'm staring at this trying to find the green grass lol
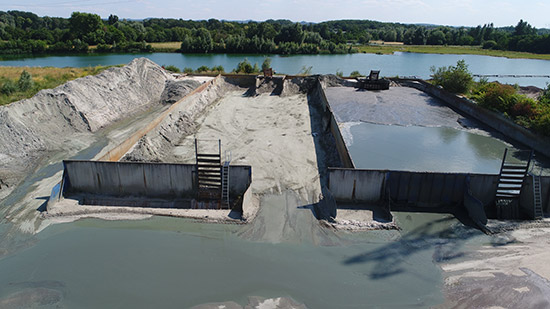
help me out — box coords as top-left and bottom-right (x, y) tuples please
(357, 44), (550, 60)
(149, 42), (181, 52)
(0, 65), (120, 106)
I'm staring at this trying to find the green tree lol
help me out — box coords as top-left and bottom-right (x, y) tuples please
(69, 12), (103, 43)
(430, 59), (473, 94)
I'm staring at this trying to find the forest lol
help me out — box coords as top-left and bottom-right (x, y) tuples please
(1, 10), (550, 55)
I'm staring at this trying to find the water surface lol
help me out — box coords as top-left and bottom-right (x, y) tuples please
(347, 122), (529, 173)
(0, 216), (457, 308)
(1, 52), (549, 87)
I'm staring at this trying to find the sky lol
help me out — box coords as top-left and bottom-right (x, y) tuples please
(1, 0), (549, 28)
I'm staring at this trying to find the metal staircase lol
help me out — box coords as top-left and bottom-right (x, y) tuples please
(530, 155), (544, 219)
(221, 151), (231, 208)
(533, 173), (543, 219)
(195, 139), (222, 206)
(495, 148), (533, 218)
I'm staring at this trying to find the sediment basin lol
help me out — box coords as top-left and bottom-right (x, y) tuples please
(1, 60), (550, 308)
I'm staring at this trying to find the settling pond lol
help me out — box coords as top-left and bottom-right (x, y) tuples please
(0, 58), (548, 307)
(0, 213), (488, 308)
(2, 52), (550, 88)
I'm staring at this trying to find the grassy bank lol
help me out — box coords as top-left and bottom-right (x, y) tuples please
(357, 44), (550, 60)
(0, 65), (119, 106)
(93, 42), (550, 60)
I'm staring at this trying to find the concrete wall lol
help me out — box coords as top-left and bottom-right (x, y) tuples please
(328, 168), (384, 202)
(398, 79), (550, 158)
(62, 160), (251, 200)
(313, 81), (355, 168)
(328, 167), (550, 218)
(99, 76), (220, 162)
(222, 74), (258, 88)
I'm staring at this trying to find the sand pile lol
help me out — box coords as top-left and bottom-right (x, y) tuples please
(122, 76), (234, 162)
(0, 58), (194, 194)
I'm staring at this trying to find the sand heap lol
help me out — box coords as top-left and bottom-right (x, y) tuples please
(0, 58), (185, 193)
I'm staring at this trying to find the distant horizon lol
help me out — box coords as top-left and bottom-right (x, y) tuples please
(1, 0), (549, 29)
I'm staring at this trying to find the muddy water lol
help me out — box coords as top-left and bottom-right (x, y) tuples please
(347, 122), (547, 174)
(0, 214), (460, 308)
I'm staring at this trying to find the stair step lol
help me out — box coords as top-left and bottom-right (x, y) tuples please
(500, 170), (527, 175)
(197, 165), (221, 170)
(498, 180), (524, 185)
(197, 158), (221, 164)
(197, 153), (221, 157)
(503, 163), (528, 168)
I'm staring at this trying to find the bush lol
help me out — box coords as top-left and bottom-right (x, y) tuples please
(475, 82), (516, 112)
(482, 40), (498, 50)
(17, 71), (34, 91)
(196, 65), (210, 73)
(350, 70), (362, 78)
(211, 65), (224, 73)
(430, 59), (473, 94)
(261, 57), (272, 71)
(509, 96), (539, 119)
(235, 58), (259, 74)
(1, 80), (17, 95)
(183, 67), (193, 74)
(164, 65), (181, 73)
(539, 84), (550, 104)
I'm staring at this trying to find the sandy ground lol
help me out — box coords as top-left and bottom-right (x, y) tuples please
(161, 89), (324, 216)
(45, 79), (325, 230)
(180, 90), (322, 196)
(324, 85), (492, 139)
(331, 208), (398, 231)
(436, 224), (550, 308)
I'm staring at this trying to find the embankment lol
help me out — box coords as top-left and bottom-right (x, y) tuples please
(398, 79), (550, 157)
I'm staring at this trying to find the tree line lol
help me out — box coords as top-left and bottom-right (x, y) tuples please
(1, 10), (549, 55)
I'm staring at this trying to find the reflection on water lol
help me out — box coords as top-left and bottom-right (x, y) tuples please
(0, 217), (454, 308)
(347, 122), (539, 173)
(1, 52), (550, 87)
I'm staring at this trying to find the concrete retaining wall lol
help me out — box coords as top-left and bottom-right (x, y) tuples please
(61, 160), (251, 203)
(313, 81), (355, 168)
(398, 79), (550, 158)
(328, 168), (550, 218)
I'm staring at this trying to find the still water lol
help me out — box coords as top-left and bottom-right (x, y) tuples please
(347, 122), (523, 173)
(1, 52), (550, 87)
(0, 215), (481, 308)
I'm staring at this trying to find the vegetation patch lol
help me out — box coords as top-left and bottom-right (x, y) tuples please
(2, 11), (549, 58)
(0, 65), (119, 105)
(430, 60), (550, 136)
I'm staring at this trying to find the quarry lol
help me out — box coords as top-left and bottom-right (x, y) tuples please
(1, 58), (550, 308)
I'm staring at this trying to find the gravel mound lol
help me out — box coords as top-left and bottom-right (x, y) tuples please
(161, 79), (203, 104)
(0, 58), (173, 190)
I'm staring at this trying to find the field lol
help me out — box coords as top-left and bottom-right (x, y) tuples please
(0, 65), (119, 106)
(357, 44), (550, 60)
(150, 42), (181, 52)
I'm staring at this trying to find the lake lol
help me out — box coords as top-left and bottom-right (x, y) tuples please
(1, 52), (550, 88)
